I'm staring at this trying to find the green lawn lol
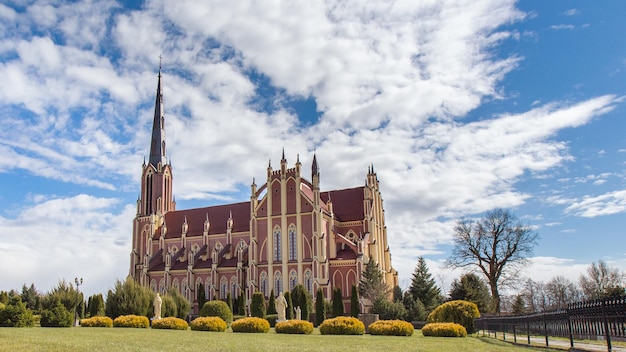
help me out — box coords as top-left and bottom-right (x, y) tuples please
(0, 328), (554, 352)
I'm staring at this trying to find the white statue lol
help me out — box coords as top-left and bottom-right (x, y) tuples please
(276, 292), (288, 322)
(295, 306), (301, 320)
(153, 293), (162, 319)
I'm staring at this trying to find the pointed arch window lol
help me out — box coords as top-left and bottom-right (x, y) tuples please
(230, 277), (238, 297)
(274, 271), (282, 294)
(260, 272), (268, 298)
(220, 277), (228, 300)
(304, 270), (313, 295)
(289, 270), (297, 291)
(273, 226), (281, 262)
(288, 225), (297, 261)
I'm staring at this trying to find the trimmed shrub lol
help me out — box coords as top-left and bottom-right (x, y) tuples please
(267, 289), (277, 314)
(427, 300), (480, 334)
(151, 317), (188, 330)
(105, 278), (153, 319)
(265, 314), (278, 327)
(199, 300), (233, 324)
(113, 314), (149, 328)
(319, 316), (365, 335)
(332, 288), (344, 317)
(190, 316), (227, 332)
(80, 316), (113, 327)
(275, 320), (314, 334)
(368, 320), (414, 336)
(250, 292), (266, 319)
(422, 322), (467, 337)
(0, 298), (35, 327)
(315, 289), (325, 326)
(40, 300), (73, 327)
(231, 317), (270, 333)
(350, 285), (359, 317)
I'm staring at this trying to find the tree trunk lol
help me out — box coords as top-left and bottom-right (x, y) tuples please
(489, 281), (500, 313)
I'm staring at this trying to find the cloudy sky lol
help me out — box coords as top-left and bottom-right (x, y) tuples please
(1, 0), (625, 298)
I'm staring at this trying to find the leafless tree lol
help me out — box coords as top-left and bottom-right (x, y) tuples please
(579, 260), (625, 300)
(545, 276), (580, 309)
(447, 209), (538, 313)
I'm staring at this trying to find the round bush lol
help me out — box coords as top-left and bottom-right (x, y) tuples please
(190, 316), (227, 332)
(319, 316), (365, 335)
(368, 320), (414, 336)
(200, 301), (233, 324)
(231, 317), (270, 333)
(151, 317), (188, 330)
(265, 314), (278, 327)
(427, 300), (480, 334)
(80, 316), (113, 327)
(275, 320), (314, 334)
(422, 322), (467, 337)
(113, 314), (149, 328)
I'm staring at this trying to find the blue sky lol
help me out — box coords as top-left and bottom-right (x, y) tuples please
(0, 0), (625, 298)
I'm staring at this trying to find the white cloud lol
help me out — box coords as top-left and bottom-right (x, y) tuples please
(566, 190), (626, 217)
(550, 24), (575, 31)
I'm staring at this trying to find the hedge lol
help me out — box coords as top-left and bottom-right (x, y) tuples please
(368, 320), (414, 336)
(190, 316), (227, 332)
(422, 322), (467, 337)
(427, 300), (480, 334)
(275, 320), (314, 334)
(231, 317), (270, 333)
(113, 315), (149, 328)
(199, 300), (233, 324)
(151, 317), (188, 330)
(80, 316), (113, 327)
(319, 316), (364, 335)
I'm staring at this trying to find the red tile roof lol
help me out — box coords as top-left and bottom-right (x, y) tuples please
(321, 187), (366, 222)
(160, 202), (250, 238)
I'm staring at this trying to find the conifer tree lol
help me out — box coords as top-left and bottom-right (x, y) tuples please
(350, 284), (360, 317)
(315, 288), (325, 326)
(409, 257), (442, 311)
(284, 291), (293, 319)
(251, 292), (266, 318)
(197, 283), (206, 312)
(267, 289), (277, 314)
(331, 287), (344, 317)
(358, 260), (388, 302)
(237, 291), (246, 316)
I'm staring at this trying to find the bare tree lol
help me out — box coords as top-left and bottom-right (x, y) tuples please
(545, 276), (580, 309)
(447, 209), (538, 313)
(579, 260), (625, 300)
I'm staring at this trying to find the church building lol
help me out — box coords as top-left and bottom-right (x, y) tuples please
(130, 69), (398, 314)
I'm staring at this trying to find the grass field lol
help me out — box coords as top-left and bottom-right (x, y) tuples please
(0, 327), (554, 352)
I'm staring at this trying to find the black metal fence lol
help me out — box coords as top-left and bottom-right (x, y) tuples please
(475, 296), (626, 352)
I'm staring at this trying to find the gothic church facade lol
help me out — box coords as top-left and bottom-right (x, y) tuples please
(130, 70), (398, 314)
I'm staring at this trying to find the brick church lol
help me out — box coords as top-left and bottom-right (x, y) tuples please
(130, 69), (398, 314)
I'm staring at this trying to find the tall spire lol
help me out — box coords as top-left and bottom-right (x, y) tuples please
(312, 153), (319, 177)
(149, 62), (167, 167)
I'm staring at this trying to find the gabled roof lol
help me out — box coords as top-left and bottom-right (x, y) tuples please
(321, 186), (365, 222)
(160, 202), (250, 238)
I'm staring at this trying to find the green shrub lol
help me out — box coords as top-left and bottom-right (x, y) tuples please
(199, 300), (233, 324)
(315, 289), (325, 326)
(113, 314), (149, 328)
(275, 320), (314, 334)
(190, 316), (227, 332)
(39, 300), (73, 327)
(80, 316), (113, 327)
(151, 317), (188, 330)
(368, 320), (414, 336)
(319, 316), (365, 335)
(87, 294), (105, 317)
(105, 278), (153, 319)
(231, 317), (270, 333)
(422, 322), (467, 337)
(0, 298), (35, 327)
(265, 314), (278, 327)
(250, 292), (266, 319)
(427, 300), (480, 334)
(372, 297), (407, 320)
(332, 288), (344, 317)
(0, 303), (4, 311)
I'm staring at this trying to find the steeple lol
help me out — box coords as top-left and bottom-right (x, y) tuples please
(312, 153), (319, 178)
(149, 65), (167, 168)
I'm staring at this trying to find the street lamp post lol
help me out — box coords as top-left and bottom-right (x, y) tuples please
(74, 277), (83, 327)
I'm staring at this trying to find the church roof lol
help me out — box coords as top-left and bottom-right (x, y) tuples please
(322, 186), (366, 222)
(160, 202), (250, 238)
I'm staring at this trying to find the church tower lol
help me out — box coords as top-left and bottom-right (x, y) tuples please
(130, 67), (175, 283)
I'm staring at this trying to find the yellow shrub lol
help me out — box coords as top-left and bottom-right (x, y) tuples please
(151, 317), (188, 330)
(275, 320), (314, 334)
(190, 316), (227, 332)
(319, 317), (365, 335)
(231, 317), (270, 333)
(421, 322), (467, 337)
(427, 300), (479, 334)
(113, 315), (149, 328)
(368, 320), (414, 336)
(80, 316), (113, 327)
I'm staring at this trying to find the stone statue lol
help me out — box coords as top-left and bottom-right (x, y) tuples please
(276, 292), (288, 322)
(295, 306), (301, 320)
(153, 293), (162, 319)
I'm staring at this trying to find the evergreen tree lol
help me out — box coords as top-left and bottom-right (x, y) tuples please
(291, 284), (312, 320)
(226, 292), (233, 314)
(267, 289), (277, 314)
(358, 260), (388, 302)
(402, 291), (427, 321)
(332, 287), (344, 317)
(0, 291), (9, 305)
(350, 284), (360, 317)
(167, 287), (191, 319)
(511, 294), (528, 315)
(41, 280), (82, 316)
(315, 288), (325, 326)
(250, 292), (266, 318)
(87, 293), (105, 317)
(393, 285), (403, 302)
(105, 277), (153, 319)
(409, 257), (442, 311)
(237, 291), (246, 316)
(21, 284), (40, 312)
(197, 283), (206, 312)
(284, 291), (293, 320)
(449, 273), (492, 313)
